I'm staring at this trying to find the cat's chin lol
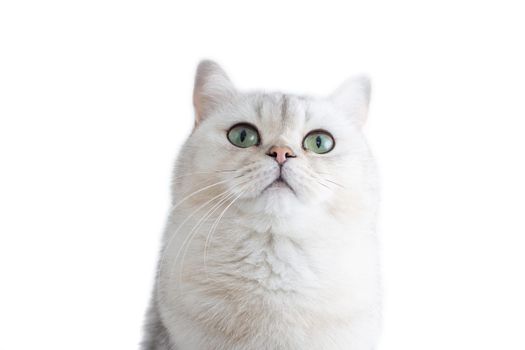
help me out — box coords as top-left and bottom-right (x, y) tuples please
(235, 185), (302, 218)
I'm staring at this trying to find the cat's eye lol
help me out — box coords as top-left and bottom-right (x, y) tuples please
(227, 123), (260, 148)
(303, 130), (335, 154)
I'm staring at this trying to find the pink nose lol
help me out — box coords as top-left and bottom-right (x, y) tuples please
(268, 146), (295, 165)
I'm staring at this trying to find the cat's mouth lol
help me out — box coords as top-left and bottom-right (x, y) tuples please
(262, 175), (296, 195)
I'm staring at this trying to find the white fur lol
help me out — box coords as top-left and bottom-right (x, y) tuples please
(144, 61), (380, 350)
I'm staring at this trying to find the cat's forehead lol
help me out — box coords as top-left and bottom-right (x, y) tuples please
(244, 92), (339, 131)
(253, 93), (306, 125)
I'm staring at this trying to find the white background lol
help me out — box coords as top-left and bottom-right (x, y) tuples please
(1, 1), (524, 349)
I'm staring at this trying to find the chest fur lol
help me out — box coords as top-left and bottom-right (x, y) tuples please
(158, 213), (378, 349)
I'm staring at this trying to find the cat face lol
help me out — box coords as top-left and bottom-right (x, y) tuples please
(175, 61), (375, 217)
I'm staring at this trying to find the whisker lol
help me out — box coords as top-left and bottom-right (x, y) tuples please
(156, 175), (250, 299)
(170, 178), (235, 212)
(317, 180), (331, 190)
(292, 167), (332, 191)
(203, 185), (250, 281)
(171, 169), (239, 182)
(156, 164), (256, 294)
(156, 188), (233, 299)
(175, 184), (250, 291)
(173, 190), (238, 266)
(321, 178), (345, 189)
(315, 171), (346, 188)
(298, 168), (346, 190)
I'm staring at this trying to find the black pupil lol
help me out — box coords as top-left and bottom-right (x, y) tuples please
(316, 135), (322, 148)
(240, 129), (247, 143)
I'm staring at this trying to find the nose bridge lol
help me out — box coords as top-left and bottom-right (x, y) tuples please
(263, 101), (300, 164)
(269, 131), (295, 152)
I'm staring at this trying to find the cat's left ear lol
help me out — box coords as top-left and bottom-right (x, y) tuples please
(330, 76), (371, 127)
(193, 60), (237, 125)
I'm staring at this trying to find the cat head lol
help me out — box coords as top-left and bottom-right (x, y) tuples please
(174, 60), (376, 218)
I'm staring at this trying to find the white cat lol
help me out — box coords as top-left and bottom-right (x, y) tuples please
(142, 61), (380, 350)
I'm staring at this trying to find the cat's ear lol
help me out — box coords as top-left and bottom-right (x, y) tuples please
(330, 76), (371, 127)
(193, 60), (237, 125)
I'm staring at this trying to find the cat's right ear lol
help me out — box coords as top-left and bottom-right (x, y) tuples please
(330, 76), (371, 128)
(193, 60), (236, 125)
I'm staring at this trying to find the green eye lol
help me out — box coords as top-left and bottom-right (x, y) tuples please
(303, 131), (335, 154)
(227, 124), (260, 148)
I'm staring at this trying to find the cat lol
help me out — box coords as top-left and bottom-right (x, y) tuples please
(142, 60), (380, 350)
